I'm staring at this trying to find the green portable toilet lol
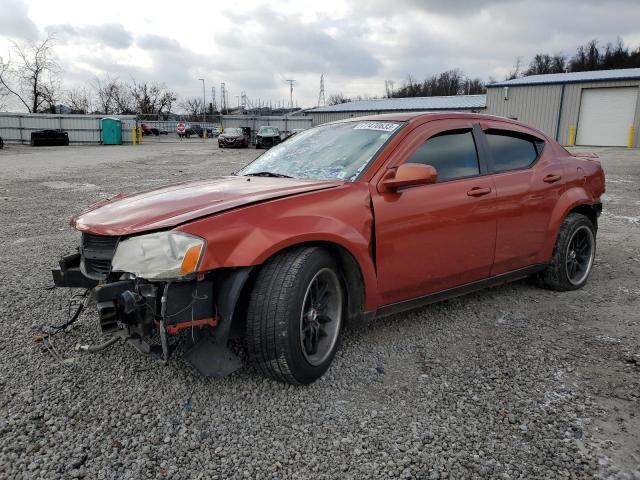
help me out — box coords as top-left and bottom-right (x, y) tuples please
(101, 117), (122, 145)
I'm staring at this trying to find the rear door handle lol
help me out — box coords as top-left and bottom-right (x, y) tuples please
(543, 174), (562, 183)
(467, 187), (492, 197)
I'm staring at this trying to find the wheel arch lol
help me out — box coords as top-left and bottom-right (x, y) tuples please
(537, 186), (600, 263)
(568, 203), (599, 231)
(229, 240), (369, 338)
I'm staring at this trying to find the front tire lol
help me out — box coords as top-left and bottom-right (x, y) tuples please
(537, 213), (596, 291)
(246, 247), (343, 385)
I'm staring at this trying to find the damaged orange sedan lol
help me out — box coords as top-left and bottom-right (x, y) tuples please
(52, 113), (605, 385)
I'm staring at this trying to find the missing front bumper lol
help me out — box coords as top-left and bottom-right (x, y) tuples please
(51, 253), (251, 378)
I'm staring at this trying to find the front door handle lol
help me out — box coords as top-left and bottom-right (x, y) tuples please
(543, 174), (562, 183)
(467, 187), (492, 197)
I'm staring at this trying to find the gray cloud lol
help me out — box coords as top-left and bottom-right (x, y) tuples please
(76, 34), (211, 93)
(3, 0), (640, 109)
(359, 0), (512, 16)
(137, 34), (180, 51)
(47, 23), (133, 49)
(214, 7), (380, 78)
(0, 0), (39, 41)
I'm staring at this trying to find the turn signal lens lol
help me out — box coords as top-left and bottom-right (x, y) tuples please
(180, 244), (203, 275)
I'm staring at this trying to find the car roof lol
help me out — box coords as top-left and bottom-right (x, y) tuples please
(350, 111), (498, 123)
(336, 111), (550, 140)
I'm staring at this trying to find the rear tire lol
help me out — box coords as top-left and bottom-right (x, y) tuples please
(537, 213), (596, 291)
(246, 247), (343, 385)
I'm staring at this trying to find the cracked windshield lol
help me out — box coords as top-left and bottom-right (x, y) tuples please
(239, 121), (402, 180)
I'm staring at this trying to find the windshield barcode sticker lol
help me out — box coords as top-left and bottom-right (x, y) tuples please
(353, 122), (399, 132)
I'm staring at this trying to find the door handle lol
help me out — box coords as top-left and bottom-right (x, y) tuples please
(543, 174), (562, 183)
(467, 187), (492, 197)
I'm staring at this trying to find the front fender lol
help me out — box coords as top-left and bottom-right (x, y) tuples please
(536, 186), (594, 263)
(176, 184), (379, 310)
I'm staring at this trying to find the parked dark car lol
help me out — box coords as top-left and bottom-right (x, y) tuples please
(218, 127), (249, 148)
(185, 124), (215, 138)
(0, 136), (3, 149)
(255, 126), (281, 149)
(30, 130), (69, 146)
(141, 124), (168, 136)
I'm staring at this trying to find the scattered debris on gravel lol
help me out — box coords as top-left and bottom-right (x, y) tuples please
(0, 143), (638, 479)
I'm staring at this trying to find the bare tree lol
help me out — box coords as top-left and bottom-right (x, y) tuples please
(130, 79), (177, 116)
(41, 76), (61, 112)
(0, 83), (8, 111)
(179, 97), (204, 119)
(463, 77), (486, 95)
(388, 69), (479, 97)
(384, 80), (395, 98)
(93, 75), (120, 114)
(114, 84), (135, 115)
(0, 34), (60, 113)
(524, 54), (567, 76)
(504, 57), (522, 80)
(93, 75), (136, 114)
(66, 87), (93, 114)
(505, 57), (522, 80)
(327, 93), (350, 105)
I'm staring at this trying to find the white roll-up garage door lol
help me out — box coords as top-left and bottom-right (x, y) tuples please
(576, 87), (638, 146)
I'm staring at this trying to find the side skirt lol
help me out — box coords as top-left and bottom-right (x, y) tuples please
(374, 264), (546, 319)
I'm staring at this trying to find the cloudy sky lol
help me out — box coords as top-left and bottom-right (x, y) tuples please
(1, 0), (639, 110)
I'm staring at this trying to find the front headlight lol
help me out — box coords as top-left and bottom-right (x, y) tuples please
(112, 231), (205, 280)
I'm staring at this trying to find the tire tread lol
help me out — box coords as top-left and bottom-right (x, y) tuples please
(537, 212), (595, 291)
(246, 247), (323, 384)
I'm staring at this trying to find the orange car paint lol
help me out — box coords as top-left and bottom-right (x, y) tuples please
(71, 113), (605, 314)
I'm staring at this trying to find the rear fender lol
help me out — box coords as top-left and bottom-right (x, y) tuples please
(536, 186), (595, 263)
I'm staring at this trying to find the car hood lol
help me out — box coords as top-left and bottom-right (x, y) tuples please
(72, 176), (343, 236)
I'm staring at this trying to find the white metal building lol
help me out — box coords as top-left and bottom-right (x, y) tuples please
(486, 68), (640, 147)
(305, 95), (487, 126)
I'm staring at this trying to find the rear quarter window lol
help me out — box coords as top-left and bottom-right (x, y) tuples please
(486, 130), (545, 173)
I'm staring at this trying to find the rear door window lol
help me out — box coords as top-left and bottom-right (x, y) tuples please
(485, 130), (544, 172)
(405, 129), (480, 182)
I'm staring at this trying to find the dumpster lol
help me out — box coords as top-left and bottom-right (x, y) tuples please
(31, 130), (69, 146)
(101, 117), (122, 145)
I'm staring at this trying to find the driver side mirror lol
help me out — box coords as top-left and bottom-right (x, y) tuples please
(380, 163), (438, 192)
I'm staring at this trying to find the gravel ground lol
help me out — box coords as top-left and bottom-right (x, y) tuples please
(0, 142), (638, 480)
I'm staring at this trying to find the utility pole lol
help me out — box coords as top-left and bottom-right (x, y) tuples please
(198, 78), (206, 124)
(318, 74), (326, 107)
(285, 79), (296, 109)
(220, 82), (226, 114)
